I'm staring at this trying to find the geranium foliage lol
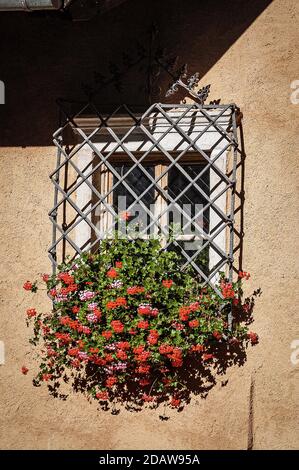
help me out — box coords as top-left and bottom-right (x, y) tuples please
(23, 238), (259, 411)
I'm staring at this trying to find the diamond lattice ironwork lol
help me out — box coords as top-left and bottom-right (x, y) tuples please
(50, 101), (241, 301)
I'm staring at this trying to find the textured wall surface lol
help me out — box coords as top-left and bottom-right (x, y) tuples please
(0, 0), (298, 450)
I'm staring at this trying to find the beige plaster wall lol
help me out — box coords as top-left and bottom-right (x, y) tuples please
(0, 0), (298, 450)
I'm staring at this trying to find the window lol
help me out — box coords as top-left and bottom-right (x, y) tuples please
(50, 103), (239, 294)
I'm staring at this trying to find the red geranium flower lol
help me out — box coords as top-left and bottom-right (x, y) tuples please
(120, 211), (131, 221)
(71, 359), (81, 368)
(238, 271), (250, 280)
(212, 331), (222, 340)
(104, 353), (114, 363)
(127, 286), (145, 295)
(136, 364), (151, 374)
(116, 350), (127, 360)
(102, 330), (113, 340)
(179, 306), (191, 321)
(189, 319), (199, 328)
(162, 279), (173, 288)
(115, 261), (123, 269)
(117, 341), (130, 350)
(191, 344), (204, 353)
(135, 351), (151, 362)
(220, 281), (235, 299)
(202, 353), (214, 361)
(170, 397), (181, 408)
(55, 332), (71, 345)
(247, 331), (258, 345)
(111, 320), (124, 333)
(106, 376), (117, 388)
(68, 347), (80, 357)
(49, 288), (57, 298)
(159, 344), (173, 355)
(96, 391), (109, 400)
(42, 373), (52, 382)
(23, 281), (33, 291)
(26, 308), (37, 318)
(58, 272), (75, 285)
(21, 366), (29, 375)
(147, 329), (159, 345)
(137, 320), (149, 329)
(107, 268), (118, 279)
(133, 345), (145, 355)
(42, 274), (50, 282)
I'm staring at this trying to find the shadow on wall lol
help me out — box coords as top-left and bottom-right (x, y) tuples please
(0, 0), (273, 147)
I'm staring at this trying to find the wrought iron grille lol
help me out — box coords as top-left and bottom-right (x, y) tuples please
(50, 100), (240, 299)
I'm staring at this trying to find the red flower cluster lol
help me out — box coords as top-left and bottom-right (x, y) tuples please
(54, 332), (72, 345)
(179, 301), (200, 321)
(58, 272), (75, 285)
(191, 344), (204, 353)
(60, 284), (78, 295)
(133, 345), (151, 362)
(106, 376), (117, 388)
(59, 316), (91, 334)
(220, 281), (235, 299)
(117, 341), (130, 350)
(96, 391), (109, 400)
(159, 344), (183, 367)
(42, 373), (52, 381)
(212, 331), (222, 340)
(127, 286), (145, 295)
(107, 268), (118, 279)
(147, 329), (159, 345)
(162, 279), (173, 288)
(179, 306), (190, 321)
(247, 331), (258, 345)
(23, 281), (33, 291)
(202, 353), (214, 361)
(24, 242), (256, 410)
(102, 330), (112, 339)
(111, 320), (124, 333)
(137, 320), (149, 329)
(68, 347), (80, 357)
(238, 271), (250, 280)
(120, 211), (131, 221)
(21, 366), (29, 375)
(106, 297), (127, 309)
(116, 350), (127, 360)
(137, 305), (159, 317)
(26, 308), (37, 318)
(136, 364), (151, 374)
(170, 397), (181, 408)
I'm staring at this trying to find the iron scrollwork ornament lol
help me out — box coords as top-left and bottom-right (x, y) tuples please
(166, 65), (211, 106)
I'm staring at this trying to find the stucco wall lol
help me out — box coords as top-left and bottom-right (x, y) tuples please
(0, 0), (298, 450)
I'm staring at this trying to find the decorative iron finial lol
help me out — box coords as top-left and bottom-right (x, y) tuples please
(166, 65), (211, 105)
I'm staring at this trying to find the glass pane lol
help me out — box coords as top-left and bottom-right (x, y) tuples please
(167, 164), (210, 275)
(113, 165), (155, 235)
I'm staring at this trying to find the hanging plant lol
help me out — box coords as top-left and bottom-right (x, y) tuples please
(22, 238), (259, 411)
